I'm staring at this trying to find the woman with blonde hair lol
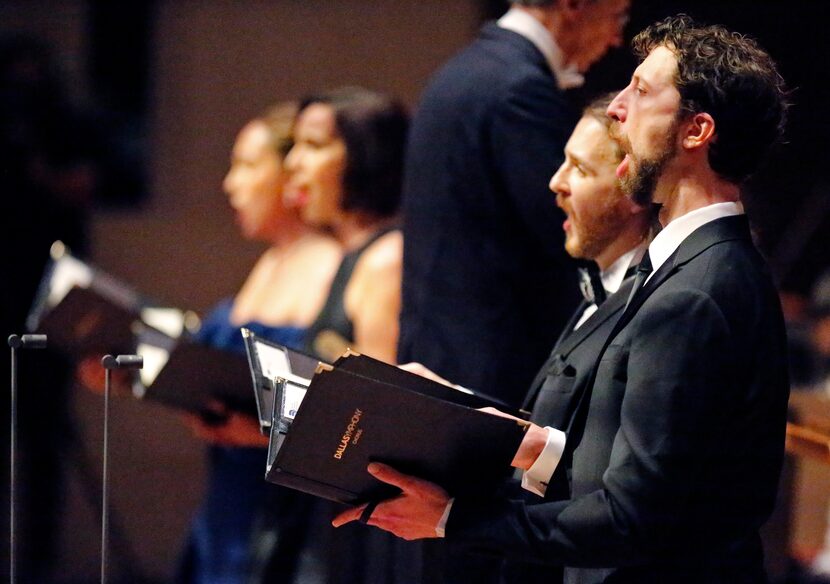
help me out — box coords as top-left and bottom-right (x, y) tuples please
(179, 102), (341, 583)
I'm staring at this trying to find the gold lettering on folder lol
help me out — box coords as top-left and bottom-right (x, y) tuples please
(333, 408), (363, 460)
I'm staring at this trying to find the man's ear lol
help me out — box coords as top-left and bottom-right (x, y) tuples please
(682, 113), (716, 151)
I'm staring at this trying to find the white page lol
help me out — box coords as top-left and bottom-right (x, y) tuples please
(136, 343), (170, 388)
(281, 381), (307, 420)
(141, 307), (186, 338)
(255, 341), (292, 380)
(47, 255), (93, 307)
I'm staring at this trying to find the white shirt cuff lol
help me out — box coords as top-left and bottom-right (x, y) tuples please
(435, 497), (454, 537)
(521, 427), (566, 497)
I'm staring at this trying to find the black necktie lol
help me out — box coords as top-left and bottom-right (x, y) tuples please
(624, 250), (653, 310)
(578, 263), (607, 306)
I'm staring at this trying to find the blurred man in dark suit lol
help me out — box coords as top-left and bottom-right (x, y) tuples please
(398, 0), (630, 408)
(399, 93), (653, 583)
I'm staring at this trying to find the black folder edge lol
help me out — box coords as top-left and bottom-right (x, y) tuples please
(265, 365), (527, 504)
(132, 321), (177, 399)
(242, 327), (274, 433)
(266, 384), (360, 504)
(26, 241), (195, 357)
(27, 241), (145, 331)
(332, 351), (527, 419)
(264, 369), (382, 503)
(274, 378), (307, 433)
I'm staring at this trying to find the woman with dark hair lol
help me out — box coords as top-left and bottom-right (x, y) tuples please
(285, 86), (407, 365)
(268, 87), (412, 584)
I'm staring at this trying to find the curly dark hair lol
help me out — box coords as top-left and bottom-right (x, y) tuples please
(298, 87), (408, 219)
(632, 14), (789, 184)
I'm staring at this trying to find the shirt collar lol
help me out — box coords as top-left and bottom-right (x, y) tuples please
(497, 7), (584, 90)
(601, 245), (645, 294)
(573, 244), (645, 331)
(648, 201), (744, 277)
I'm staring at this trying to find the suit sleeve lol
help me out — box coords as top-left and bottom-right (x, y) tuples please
(488, 74), (575, 258)
(447, 288), (734, 567)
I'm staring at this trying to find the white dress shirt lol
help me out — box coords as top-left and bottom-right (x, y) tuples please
(497, 7), (585, 90)
(646, 201), (743, 283)
(573, 247), (643, 330)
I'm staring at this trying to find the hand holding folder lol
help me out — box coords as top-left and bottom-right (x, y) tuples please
(330, 410), (552, 541)
(241, 328), (532, 506)
(332, 462), (451, 540)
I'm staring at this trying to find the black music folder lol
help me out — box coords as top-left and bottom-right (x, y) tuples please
(27, 240), (197, 356)
(27, 241), (144, 355)
(134, 325), (257, 417)
(263, 351), (528, 505)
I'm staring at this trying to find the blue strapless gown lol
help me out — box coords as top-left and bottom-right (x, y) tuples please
(180, 299), (305, 584)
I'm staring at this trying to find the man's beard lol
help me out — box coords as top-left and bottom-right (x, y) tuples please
(566, 195), (632, 262)
(621, 153), (671, 207)
(614, 121), (679, 207)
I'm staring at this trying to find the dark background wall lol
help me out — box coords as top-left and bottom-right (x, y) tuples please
(1, 1), (482, 581)
(484, 0), (830, 293)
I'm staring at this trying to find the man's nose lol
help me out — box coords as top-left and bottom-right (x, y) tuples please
(607, 91), (626, 122)
(550, 167), (567, 198)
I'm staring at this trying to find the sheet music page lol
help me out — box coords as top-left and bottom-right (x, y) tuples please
(141, 307), (187, 338)
(47, 255), (93, 307)
(255, 341), (292, 380)
(281, 381), (307, 420)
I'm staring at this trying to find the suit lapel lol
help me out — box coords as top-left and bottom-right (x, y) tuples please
(553, 301), (588, 350)
(522, 302), (585, 411)
(562, 215), (753, 449)
(521, 279), (634, 412)
(612, 215), (751, 340)
(556, 278), (633, 356)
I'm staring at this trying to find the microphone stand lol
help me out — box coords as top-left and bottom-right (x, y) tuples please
(7, 334), (47, 584)
(99, 354), (142, 584)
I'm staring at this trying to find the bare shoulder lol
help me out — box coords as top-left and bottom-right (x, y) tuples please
(305, 232), (342, 256)
(355, 230), (403, 275)
(294, 233), (343, 278)
(301, 233), (342, 262)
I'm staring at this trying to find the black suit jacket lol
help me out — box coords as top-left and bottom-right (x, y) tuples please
(500, 280), (635, 584)
(448, 216), (790, 584)
(398, 23), (581, 407)
(525, 282), (634, 436)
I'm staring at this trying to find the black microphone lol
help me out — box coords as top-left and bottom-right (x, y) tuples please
(101, 354), (143, 370)
(7, 334), (47, 350)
